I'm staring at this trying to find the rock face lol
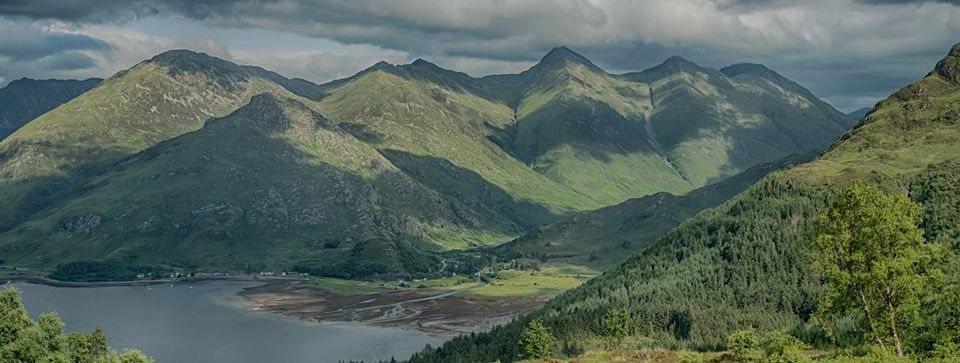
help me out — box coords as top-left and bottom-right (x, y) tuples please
(0, 78), (101, 140)
(934, 43), (960, 84)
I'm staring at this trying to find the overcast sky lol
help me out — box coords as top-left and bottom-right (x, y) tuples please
(0, 0), (958, 111)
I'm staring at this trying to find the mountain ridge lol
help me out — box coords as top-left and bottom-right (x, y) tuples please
(409, 42), (960, 363)
(0, 46), (855, 278)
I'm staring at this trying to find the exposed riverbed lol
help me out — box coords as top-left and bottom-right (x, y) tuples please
(240, 281), (549, 339)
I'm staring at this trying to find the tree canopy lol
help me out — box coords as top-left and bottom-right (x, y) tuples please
(813, 181), (939, 356)
(0, 285), (151, 362)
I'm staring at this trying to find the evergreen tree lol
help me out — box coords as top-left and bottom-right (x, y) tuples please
(601, 308), (630, 346)
(519, 318), (554, 359)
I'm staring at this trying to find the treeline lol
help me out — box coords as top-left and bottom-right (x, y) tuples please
(0, 285), (151, 361)
(49, 261), (173, 282)
(408, 162), (960, 362)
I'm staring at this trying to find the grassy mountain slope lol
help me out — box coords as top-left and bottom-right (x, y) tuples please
(316, 60), (595, 214)
(320, 47), (853, 209)
(0, 94), (542, 273)
(0, 48), (855, 278)
(495, 153), (814, 269)
(0, 50), (315, 182)
(0, 78), (101, 140)
(409, 43), (960, 363)
(495, 48), (694, 203)
(794, 44), (960, 181)
(0, 50), (318, 230)
(625, 58), (855, 186)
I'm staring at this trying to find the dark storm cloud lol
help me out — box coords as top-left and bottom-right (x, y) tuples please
(0, 32), (110, 61)
(0, 0), (243, 22)
(0, 21), (113, 86)
(858, 0), (960, 4)
(0, 0), (958, 110)
(715, 0), (960, 6)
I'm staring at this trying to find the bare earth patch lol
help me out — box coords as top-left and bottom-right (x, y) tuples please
(239, 281), (549, 339)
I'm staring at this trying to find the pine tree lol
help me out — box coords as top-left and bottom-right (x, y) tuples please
(519, 318), (554, 359)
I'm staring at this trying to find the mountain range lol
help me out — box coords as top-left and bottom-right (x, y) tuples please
(0, 47), (854, 276)
(410, 43), (960, 362)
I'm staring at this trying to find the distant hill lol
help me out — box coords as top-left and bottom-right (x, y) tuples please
(0, 78), (100, 140)
(0, 48), (854, 278)
(410, 43), (960, 363)
(847, 107), (872, 120)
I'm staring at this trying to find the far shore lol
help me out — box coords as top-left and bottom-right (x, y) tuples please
(3, 274), (306, 288)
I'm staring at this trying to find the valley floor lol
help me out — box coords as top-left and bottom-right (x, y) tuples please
(240, 268), (590, 338)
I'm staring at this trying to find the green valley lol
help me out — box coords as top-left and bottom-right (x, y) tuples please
(409, 43), (960, 363)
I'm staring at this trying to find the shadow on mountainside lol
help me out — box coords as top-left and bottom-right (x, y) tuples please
(0, 95), (555, 278)
(379, 149), (560, 229)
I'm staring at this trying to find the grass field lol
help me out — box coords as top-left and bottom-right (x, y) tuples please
(306, 265), (593, 299)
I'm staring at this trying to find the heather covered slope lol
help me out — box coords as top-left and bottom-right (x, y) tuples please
(0, 77), (101, 140)
(409, 44), (960, 363)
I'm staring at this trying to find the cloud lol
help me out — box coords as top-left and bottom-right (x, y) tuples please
(858, 0), (960, 4)
(0, 20), (113, 83)
(230, 46), (412, 82)
(0, 0), (958, 110)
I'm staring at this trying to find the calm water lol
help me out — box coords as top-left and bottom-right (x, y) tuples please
(14, 281), (441, 363)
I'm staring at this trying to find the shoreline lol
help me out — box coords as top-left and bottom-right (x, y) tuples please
(7, 274), (546, 339)
(239, 280), (547, 339)
(3, 274), (305, 288)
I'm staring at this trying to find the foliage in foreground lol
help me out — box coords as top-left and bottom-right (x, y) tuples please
(813, 182), (941, 357)
(407, 162), (960, 363)
(0, 285), (151, 362)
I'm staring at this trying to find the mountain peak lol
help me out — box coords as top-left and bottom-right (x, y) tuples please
(221, 93), (326, 132)
(536, 46), (600, 71)
(630, 55), (707, 82)
(664, 55), (695, 65)
(659, 55), (703, 70)
(148, 49), (222, 66)
(411, 58), (435, 67)
(362, 60), (397, 74)
(933, 42), (960, 84)
(145, 49), (257, 89)
(8, 77), (37, 86)
(543, 46), (579, 58)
